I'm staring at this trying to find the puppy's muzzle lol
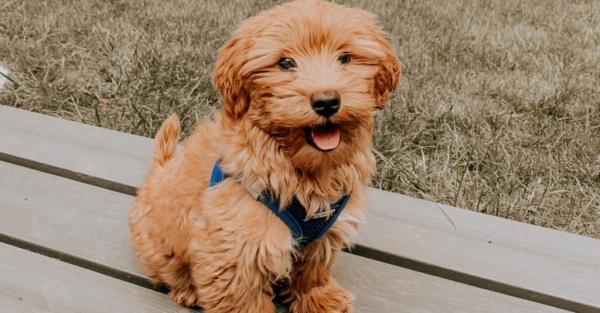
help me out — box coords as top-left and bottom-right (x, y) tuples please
(311, 90), (340, 118)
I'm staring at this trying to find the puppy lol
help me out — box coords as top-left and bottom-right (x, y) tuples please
(129, 0), (400, 312)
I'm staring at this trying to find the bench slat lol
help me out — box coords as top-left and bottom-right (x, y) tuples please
(0, 106), (151, 194)
(361, 190), (600, 310)
(0, 161), (567, 313)
(0, 242), (192, 313)
(1, 105), (599, 311)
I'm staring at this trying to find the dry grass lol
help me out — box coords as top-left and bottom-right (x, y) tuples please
(1, 0), (599, 238)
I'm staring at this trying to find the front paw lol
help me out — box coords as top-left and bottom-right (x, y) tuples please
(290, 283), (353, 313)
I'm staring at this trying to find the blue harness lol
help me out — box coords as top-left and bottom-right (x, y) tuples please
(209, 160), (350, 247)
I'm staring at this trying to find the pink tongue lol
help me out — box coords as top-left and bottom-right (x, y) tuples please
(311, 125), (341, 151)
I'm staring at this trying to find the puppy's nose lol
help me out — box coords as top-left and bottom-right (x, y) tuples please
(310, 91), (340, 118)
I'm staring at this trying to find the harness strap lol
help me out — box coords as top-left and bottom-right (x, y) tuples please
(209, 160), (350, 247)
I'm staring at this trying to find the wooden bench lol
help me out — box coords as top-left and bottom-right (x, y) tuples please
(1, 104), (598, 312)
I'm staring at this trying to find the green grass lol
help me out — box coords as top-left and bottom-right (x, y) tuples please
(1, 0), (599, 238)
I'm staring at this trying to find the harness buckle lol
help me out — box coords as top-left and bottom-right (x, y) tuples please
(307, 209), (335, 220)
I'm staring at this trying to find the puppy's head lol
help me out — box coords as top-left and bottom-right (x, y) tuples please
(213, 0), (400, 171)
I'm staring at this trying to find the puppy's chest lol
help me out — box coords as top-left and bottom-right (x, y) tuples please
(206, 161), (358, 248)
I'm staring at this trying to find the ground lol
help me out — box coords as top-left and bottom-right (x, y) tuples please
(0, 0), (598, 238)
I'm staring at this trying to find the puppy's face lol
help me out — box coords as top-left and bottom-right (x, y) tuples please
(214, 0), (400, 170)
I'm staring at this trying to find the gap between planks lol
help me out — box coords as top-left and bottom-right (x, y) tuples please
(0, 233), (159, 291)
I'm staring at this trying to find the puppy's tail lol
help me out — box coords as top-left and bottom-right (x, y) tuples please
(152, 114), (180, 168)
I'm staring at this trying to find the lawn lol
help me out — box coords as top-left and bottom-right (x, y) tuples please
(1, 0), (599, 238)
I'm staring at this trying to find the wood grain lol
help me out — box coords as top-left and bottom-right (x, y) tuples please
(0, 242), (193, 313)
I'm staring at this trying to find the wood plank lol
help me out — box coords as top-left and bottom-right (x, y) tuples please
(0, 105), (151, 194)
(1, 105), (600, 311)
(361, 190), (600, 308)
(0, 242), (193, 313)
(0, 161), (566, 313)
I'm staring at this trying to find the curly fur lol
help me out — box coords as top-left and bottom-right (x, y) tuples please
(129, 0), (400, 312)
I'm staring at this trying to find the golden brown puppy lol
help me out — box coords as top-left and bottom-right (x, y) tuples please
(129, 0), (400, 312)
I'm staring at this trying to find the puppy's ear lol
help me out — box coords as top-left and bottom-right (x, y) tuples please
(213, 29), (253, 119)
(372, 32), (401, 109)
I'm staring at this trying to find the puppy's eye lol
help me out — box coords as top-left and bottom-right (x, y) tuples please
(338, 52), (351, 64)
(278, 57), (297, 70)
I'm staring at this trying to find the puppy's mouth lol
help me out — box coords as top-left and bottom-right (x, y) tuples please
(304, 123), (341, 152)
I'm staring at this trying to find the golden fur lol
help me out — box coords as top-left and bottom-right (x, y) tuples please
(129, 0), (400, 312)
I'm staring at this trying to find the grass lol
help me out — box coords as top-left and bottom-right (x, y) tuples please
(1, 0), (599, 238)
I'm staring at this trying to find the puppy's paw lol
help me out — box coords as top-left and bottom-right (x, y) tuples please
(290, 284), (353, 313)
(168, 286), (200, 308)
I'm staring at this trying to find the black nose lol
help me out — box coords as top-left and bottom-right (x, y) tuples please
(311, 91), (340, 118)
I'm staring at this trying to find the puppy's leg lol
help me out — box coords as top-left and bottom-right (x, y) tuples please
(187, 185), (295, 313)
(289, 241), (352, 313)
(130, 202), (201, 307)
(188, 237), (286, 313)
